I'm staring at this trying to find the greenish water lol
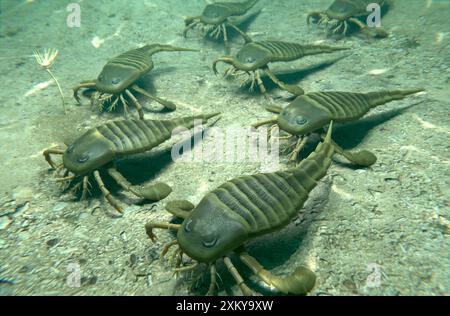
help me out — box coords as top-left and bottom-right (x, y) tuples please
(0, 0), (448, 296)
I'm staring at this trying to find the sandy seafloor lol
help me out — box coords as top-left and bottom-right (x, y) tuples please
(0, 0), (448, 296)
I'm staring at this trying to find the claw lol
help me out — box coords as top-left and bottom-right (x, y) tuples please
(307, 12), (323, 25)
(212, 57), (235, 76)
(183, 18), (200, 37)
(137, 182), (172, 201)
(174, 263), (198, 274)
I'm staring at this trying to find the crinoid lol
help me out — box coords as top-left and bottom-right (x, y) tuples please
(33, 48), (66, 114)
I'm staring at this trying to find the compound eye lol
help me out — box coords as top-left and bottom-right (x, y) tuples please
(66, 144), (75, 154)
(245, 57), (255, 64)
(184, 219), (193, 233)
(111, 77), (121, 85)
(77, 154), (89, 163)
(296, 117), (308, 125)
(98, 74), (104, 81)
(202, 235), (217, 248)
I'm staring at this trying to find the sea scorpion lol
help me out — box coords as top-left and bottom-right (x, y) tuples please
(145, 123), (336, 296)
(43, 113), (219, 213)
(213, 40), (348, 97)
(73, 44), (197, 119)
(183, 0), (260, 49)
(307, 0), (389, 38)
(253, 89), (424, 163)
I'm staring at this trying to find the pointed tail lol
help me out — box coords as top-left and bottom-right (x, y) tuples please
(292, 121), (334, 185)
(301, 44), (349, 57)
(143, 44), (199, 56)
(242, 0), (260, 11)
(365, 88), (425, 108)
(167, 113), (221, 132)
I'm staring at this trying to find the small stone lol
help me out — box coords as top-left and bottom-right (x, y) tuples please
(78, 212), (89, 220)
(0, 217), (12, 230)
(46, 238), (59, 248)
(89, 276), (98, 285)
(52, 202), (68, 213)
(18, 231), (31, 241)
(19, 265), (31, 273)
(119, 231), (127, 242)
(79, 258), (87, 265)
(0, 202), (29, 218)
(81, 276), (97, 286)
(12, 187), (33, 205)
(129, 254), (138, 267)
(14, 202), (29, 217)
(343, 279), (358, 293)
(0, 209), (14, 217)
(20, 219), (30, 228)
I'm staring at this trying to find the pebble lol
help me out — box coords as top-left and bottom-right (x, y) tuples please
(129, 254), (138, 267)
(20, 219), (30, 228)
(0, 217), (12, 230)
(78, 212), (89, 220)
(46, 238), (59, 248)
(81, 275), (97, 286)
(0, 202), (29, 218)
(14, 202), (29, 217)
(17, 231), (31, 241)
(12, 187), (34, 205)
(0, 208), (14, 217)
(52, 202), (68, 213)
(19, 265), (31, 273)
(119, 231), (127, 242)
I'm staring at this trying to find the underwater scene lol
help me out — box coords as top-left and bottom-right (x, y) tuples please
(0, 0), (448, 296)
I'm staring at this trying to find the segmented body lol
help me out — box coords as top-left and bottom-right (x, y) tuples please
(73, 44), (197, 118)
(91, 118), (195, 156)
(97, 46), (155, 93)
(325, 0), (386, 20)
(64, 113), (219, 175)
(277, 89), (424, 136)
(307, 0), (388, 37)
(201, 149), (332, 237)
(146, 125), (334, 295)
(238, 41), (348, 67)
(252, 41), (316, 62)
(183, 0), (260, 48)
(93, 44), (197, 94)
(177, 123), (334, 260)
(213, 40), (346, 96)
(44, 114), (218, 213)
(295, 91), (382, 122)
(204, 0), (259, 19)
